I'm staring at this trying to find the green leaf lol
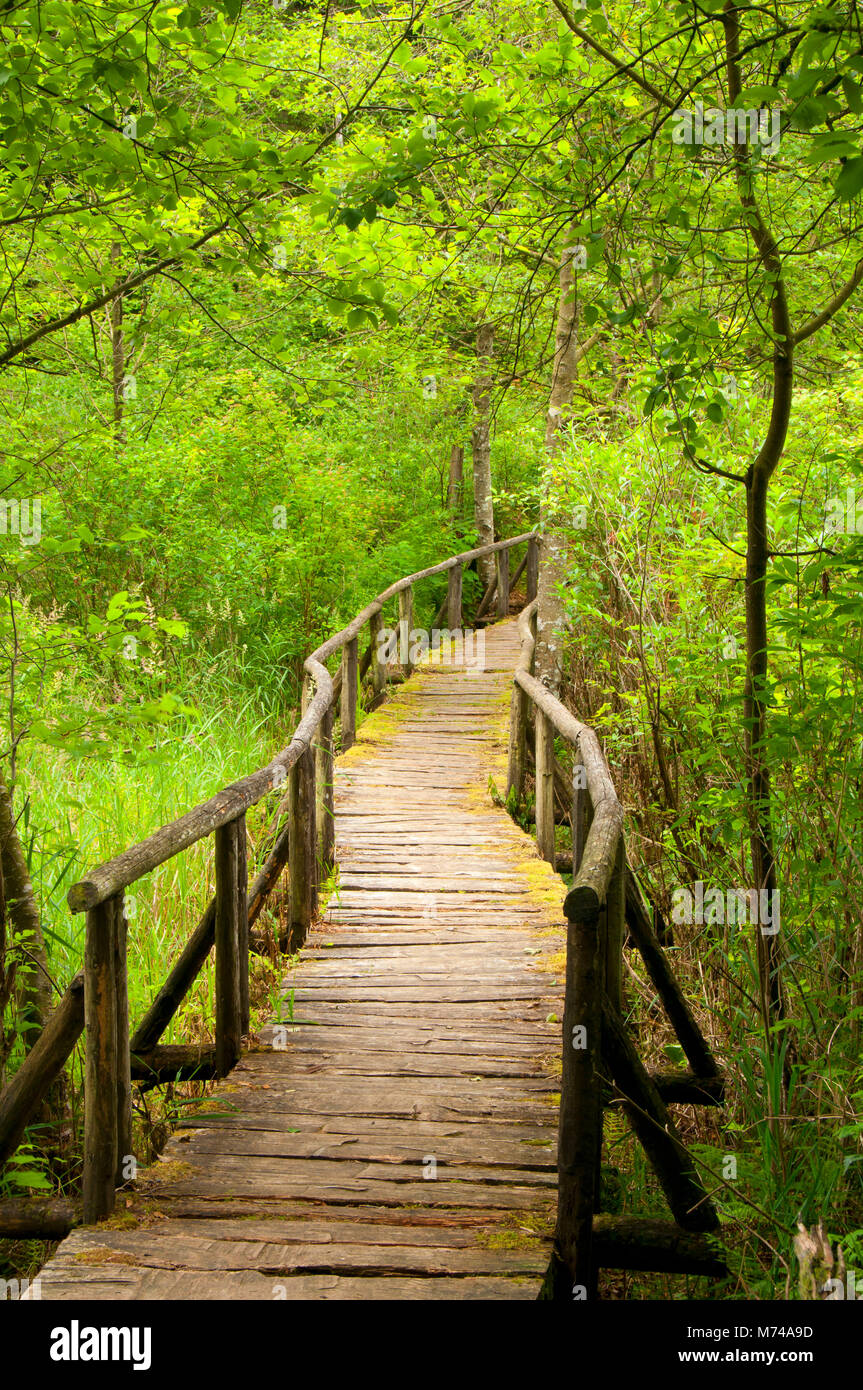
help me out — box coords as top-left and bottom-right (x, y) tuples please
(9, 1170), (53, 1189)
(842, 75), (863, 114)
(836, 156), (863, 199)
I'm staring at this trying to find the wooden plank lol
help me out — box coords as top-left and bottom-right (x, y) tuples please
(61, 1227), (546, 1276)
(137, 1173), (554, 1210)
(34, 1265), (539, 1301)
(179, 1129), (555, 1167)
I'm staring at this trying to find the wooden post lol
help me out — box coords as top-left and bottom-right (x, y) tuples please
(572, 766), (588, 877)
(305, 739), (317, 915)
(535, 709), (555, 863)
(496, 547), (510, 619)
(446, 562), (462, 630)
(302, 674), (319, 913)
(604, 835), (625, 1016)
(83, 893), (121, 1223)
(341, 635), (358, 751)
(507, 682), (527, 800)
(552, 901), (603, 1299)
(114, 903), (132, 1187)
(398, 585), (413, 676)
(289, 739), (315, 949)
(369, 608), (386, 698)
(447, 444), (463, 512)
(237, 813), (249, 1035)
(316, 702), (335, 874)
(526, 535), (539, 602)
(214, 818), (243, 1076)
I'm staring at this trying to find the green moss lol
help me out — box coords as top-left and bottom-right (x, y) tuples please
(73, 1248), (140, 1265)
(138, 1158), (198, 1185)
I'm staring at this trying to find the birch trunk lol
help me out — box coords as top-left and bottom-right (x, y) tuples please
(471, 322), (495, 589)
(536, 235), (580, 692)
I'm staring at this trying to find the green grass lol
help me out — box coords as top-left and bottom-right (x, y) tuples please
(17, 683), (289, 1038)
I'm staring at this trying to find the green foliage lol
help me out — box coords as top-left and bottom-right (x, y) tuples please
(0, 0), (862, 1304)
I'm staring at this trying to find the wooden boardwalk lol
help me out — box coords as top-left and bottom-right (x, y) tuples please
(36, 619), (567, 1300)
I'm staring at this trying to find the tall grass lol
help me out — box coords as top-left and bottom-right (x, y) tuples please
(19, 684), (286, 1027)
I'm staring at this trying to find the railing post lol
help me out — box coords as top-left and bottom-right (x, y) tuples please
(114, 900), (132, 1188)
(507, 681), (527, 800)
(83, 892), (122, 1223)
(446, 561), (462, 630)
(237, 813), (249, 1035)
(316, 701), (335, 874)
(341, 635), (358, 751)
(214, 816), (243, 1076)
(303, 674), (319, 912)
(535, 709), (555, 863)
(550, 900), (603, 1299)
(289, 686), (316, 949)
(369, 608), (386, 698)
(604, 834), (626, 1016)
(496, 547), (510, 619)
(526, 535), (539, 602)
(572, 741), (592, 876)
(398, 585), (413, 676)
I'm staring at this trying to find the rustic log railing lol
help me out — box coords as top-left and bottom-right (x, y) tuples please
(507, 600), (725, 1299)
(0, 531), (538, 1230)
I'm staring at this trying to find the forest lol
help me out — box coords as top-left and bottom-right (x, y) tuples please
(0, 0), (861, 1322)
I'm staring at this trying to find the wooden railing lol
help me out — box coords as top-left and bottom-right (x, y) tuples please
(0, 528), (724, 1295)
(508, 601), (726, 1299)
(0, 531), (538, 1229)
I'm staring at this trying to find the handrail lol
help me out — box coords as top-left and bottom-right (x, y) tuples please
(68, 531), (537, 911)
(507, 594), (723, 1301)
(512, 600), (624, 918)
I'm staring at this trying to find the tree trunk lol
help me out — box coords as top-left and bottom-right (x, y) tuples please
(536, 234), (581, 692)
(110, 243), (126, 448)
(745, 453), (786, 1030)
(0, 853), (11, 1089)
(0, 779), (51, 1038)
(723, 3), (792, 1041)
(471, 322), (495, 589)
(447, 444), (464, 515)
(545, 235), (581, 450)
